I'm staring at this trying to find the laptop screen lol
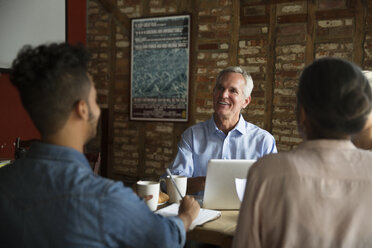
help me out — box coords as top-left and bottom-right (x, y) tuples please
(203, 159), (256, 210)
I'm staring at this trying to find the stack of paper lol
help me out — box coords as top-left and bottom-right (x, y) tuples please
(156, 203), (221, 230)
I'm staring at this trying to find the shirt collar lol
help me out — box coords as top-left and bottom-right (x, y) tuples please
(207, 114), (246, 136)
(27, 142), (90, 169)
(234, 115), (246, 135)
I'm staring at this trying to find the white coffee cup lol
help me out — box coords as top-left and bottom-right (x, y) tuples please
(161, 175), (187, 203)
(136, 180), (160, 211)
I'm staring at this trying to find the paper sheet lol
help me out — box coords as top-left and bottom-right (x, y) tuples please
(156, 203), (221, 230)
(235, 178), (247, 202)
(0, 160), (11, 168)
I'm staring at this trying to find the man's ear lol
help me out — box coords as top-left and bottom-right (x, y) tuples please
(242, 96), (251, 109)
(74, 99), (89, 120)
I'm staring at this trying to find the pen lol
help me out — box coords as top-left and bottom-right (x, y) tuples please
(165, 168), (184, 200)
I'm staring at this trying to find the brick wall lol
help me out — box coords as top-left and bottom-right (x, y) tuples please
(87, 0), (372, 183)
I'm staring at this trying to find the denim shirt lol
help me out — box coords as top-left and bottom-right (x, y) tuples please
(0, 142), (185, 248)
(169, 115), (277, 178)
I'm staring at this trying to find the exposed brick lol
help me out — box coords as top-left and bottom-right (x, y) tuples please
(318, 0), (346, 10)
(281, 136), (302, 143)
(215, 31), (231, 39)
(241, 0), (266, 4)
(199, 16), (218, 23)
(239, 47), (260, 55)
(219, 15), (231, 22)
(240, 26), (266, 36)
(197, 60), (218, 67)
(277, 2), (307, 16)
(199, 24), (209, 31)
(244, 65), (261, 73)
(318, 19), (343, 28)
(282, 62), (305, 71)
(276, 34), (306, 45)
(211, 8), (231, 15)
(196, 106), (214, 115)
(197, 75), (213, 83)
(243, 5), (266, 16)
(116, 41), (129, 47)
(217, 60), (229, 66)
(220, 43), (229, 49)
(246, 57), (267, 64)
(150, 7), (166, 13)
(277, 44), (306, 54)
(198, 32), (218, 39)
(328, 26), (353, 37)
(277, 24), (306, 35)
(211, 53), (229, 59)
(87, 0), (370, 182)
(198, 43), (219, 50)
(199, 0), (221, 9)
(277, 54), (297, 61)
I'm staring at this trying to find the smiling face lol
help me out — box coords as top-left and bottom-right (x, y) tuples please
(213, 72), (251, 125)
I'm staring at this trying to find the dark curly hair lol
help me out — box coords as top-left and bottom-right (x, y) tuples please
(10, 43), (91, 136)
(297, 57), (372, 138)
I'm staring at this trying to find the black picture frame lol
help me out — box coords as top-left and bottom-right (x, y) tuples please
(130, 14), (191, 122)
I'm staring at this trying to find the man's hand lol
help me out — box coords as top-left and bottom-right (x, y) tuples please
(186, 176), (206, 195)
(178, 195), (200, 230)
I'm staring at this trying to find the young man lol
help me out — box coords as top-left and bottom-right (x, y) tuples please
(168, 66), (277, 194)
(0, 43), (199, 247)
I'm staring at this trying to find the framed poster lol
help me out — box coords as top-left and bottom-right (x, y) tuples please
(130, 15), (190, 121)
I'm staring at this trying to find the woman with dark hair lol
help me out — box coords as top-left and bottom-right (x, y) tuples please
(233, 57), (372, 248)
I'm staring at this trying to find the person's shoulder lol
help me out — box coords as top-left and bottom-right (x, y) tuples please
(0, 161), (17, 183)
(183, 118), (211, 135)
(250, 151), (294, 176)
(244, 121), (270, 134)
(191, 118), (210, 129)
(356, 148), (372, 160)
(78, 172), (128, 196)
(243, 121), (275, 142)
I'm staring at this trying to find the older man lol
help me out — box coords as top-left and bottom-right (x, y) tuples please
(168, 66), (277, 194)
(352, 70), (372, 150)
(0, 43), (200, 248)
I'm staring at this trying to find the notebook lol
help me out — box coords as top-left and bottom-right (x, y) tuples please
(156, 203), (221, 230)
(202, 159), (256, 210)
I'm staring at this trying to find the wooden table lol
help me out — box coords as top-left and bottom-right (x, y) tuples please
(187, 210), (239, 248)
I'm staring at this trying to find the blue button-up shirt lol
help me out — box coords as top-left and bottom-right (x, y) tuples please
(0, 142), (185, 248)
(169, 115), (277, 178)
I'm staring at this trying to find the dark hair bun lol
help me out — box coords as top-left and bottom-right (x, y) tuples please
(297, 57), (372, 135)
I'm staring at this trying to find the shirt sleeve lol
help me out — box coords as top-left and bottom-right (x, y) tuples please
(168, 130), (194, 178)
(259, 132), (278, 156)
(100, 181), (186, 248)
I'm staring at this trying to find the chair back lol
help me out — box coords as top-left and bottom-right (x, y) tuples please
(84, 152), (101, 175)
(14, 137), (39, 159)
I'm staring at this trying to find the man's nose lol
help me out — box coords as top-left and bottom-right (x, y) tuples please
(220, 88), (229, 98)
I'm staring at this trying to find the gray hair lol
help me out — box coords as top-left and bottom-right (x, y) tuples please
(215, 66), (253, 98)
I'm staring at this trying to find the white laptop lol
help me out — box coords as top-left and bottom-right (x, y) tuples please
(203, 159), (256, 210)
